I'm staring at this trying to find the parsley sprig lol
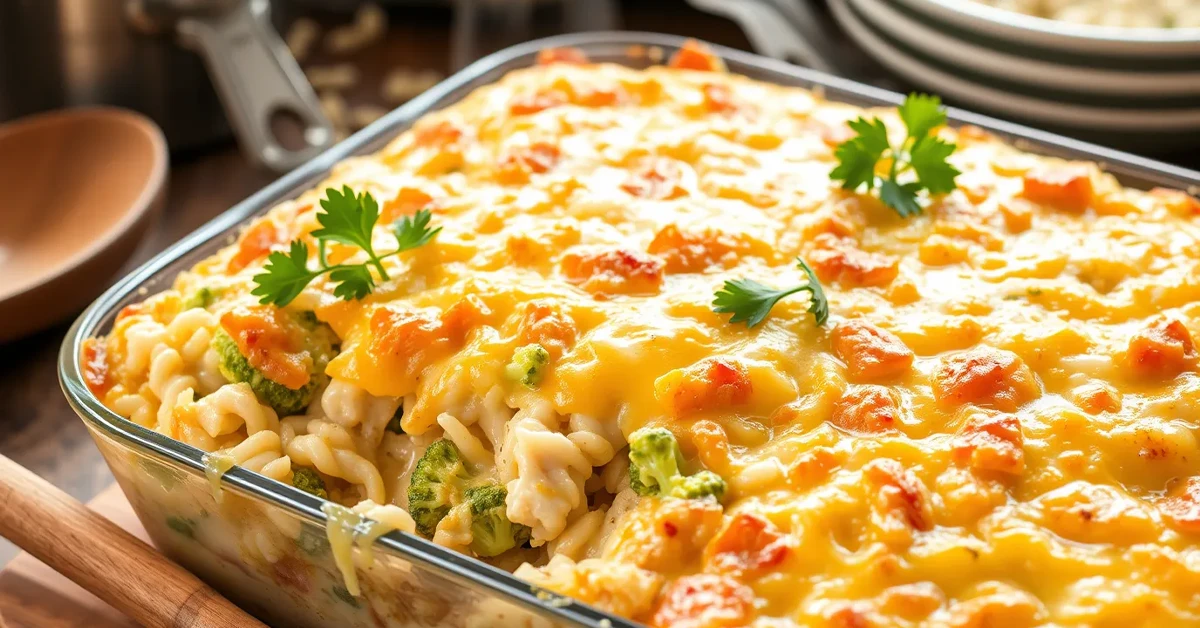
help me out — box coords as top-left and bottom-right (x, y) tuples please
(712, 258), (828, 328)
(251, 186), (441, 306)
(830, 93), (961, 218)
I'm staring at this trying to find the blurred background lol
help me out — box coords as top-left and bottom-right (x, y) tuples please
(0, 0), (1197, 568)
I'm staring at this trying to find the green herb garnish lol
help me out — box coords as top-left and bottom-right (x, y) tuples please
(251, 186), (442, 306)
(830, 93), (961, 218)
(712, 258), (828, 327)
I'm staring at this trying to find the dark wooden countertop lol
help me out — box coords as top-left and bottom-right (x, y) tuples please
(0, 0), (1195, 568)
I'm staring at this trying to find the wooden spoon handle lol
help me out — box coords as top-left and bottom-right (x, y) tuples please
(0, 455), (266, 628)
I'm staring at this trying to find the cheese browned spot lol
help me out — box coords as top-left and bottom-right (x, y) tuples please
(1127, 317), (1197, 379)
(934, 347), (1040, 412)
(832, 321), (914, 382)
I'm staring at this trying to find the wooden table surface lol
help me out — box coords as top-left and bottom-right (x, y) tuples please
(0, 0), (1195, 570)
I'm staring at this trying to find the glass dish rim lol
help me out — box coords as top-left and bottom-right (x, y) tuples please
(58, 30), (1200, 628)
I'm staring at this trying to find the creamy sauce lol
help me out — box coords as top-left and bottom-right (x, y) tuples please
(202, 452), (235, 503)
(322, 502), (403, 597)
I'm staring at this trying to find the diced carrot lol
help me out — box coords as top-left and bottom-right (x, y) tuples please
(81, 338), (113, 397)
(829, 606), (873, 628)
(831, 321), (914, 382)
(560, 247), (664, 295)
(787, 446), (840, 488)
(651, 574), (754, 628)
(955, 125), (995, 146)
(1160, 477), (1200, 534)
(689, 420), (733, 478)
(1072, 381), (1121, 414)
(667, 40), (726, 72)
(496, 142), (561, 184)
(228, 218), (290, 273)
(509, 90), (568, 116)
(412, 119), (466, 147)
(1150, 187), (1200, 216)
(439, 294), (491, 343)
(953, 413), (1025, 476)
(647, 225), (755, 274)
(807, 233), (899, 287)
(368, 307), (449, 377)
(116, 303), (144, 321)
(220, 306), (311, 389)
(381, 187), (434, 222)
(705, 513), (791, 574)
(657, 358), (752, 417)
(1127, 317), (1197, 379)
(933, 347), (1039, 412)
(622, 158), (688, 201)
(864, 459), (933, 532)
(536, 47), (589, 65)
(1021, 165), (1093, 212)
(998, 199), (1035, 233)
(516, 300), (577, 359)
(701, 83), (737, 114)
(831, 385), (901, 434)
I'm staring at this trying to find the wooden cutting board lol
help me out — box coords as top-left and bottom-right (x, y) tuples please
(0, 483), (140, 627)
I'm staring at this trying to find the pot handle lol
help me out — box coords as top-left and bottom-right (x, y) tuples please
(176, 0), (334, 172)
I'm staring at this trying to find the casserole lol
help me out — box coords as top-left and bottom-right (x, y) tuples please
(61, 32), (1200, 627)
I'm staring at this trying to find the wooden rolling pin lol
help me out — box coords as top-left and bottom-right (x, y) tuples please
(0, 455), (266, 628)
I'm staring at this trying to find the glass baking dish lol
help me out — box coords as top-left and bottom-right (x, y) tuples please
(59, 31), (1200, 628)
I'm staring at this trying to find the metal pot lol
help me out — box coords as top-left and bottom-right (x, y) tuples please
(0, 0), (332, 171)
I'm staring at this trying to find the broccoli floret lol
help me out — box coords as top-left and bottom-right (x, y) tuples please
(292, 467), (327, 499)
(464, 484), (531, 557)
(627, 427), (727, 502)
(212, 330), (317, 416)
(182, 287), (219, 310)
(407, 439), (470, 537)
(506, 343), (550, 388)
(628, 427), (684, 495)
(668, 469), (726, 501)
(210, 311), (337, 416)
(407, 441), (529, 556)
(386, 404), (405, 434)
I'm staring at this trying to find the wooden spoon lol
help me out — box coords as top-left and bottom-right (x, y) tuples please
(0, 455), (265, 628)
(0, 107), (168, 343)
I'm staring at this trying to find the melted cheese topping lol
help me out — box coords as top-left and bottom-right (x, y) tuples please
(203, 452), (235, 503)
(92, 45), (1200, 626)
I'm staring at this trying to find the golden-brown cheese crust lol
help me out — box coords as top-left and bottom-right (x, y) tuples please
(94, 48), (1200, 627)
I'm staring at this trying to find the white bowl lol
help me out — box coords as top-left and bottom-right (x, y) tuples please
(829, 0), (1200, 151)
(893, 0), (1200, 56)
(850, 0), (1200, 97)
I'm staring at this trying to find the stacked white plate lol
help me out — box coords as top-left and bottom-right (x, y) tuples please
(828, 0), (1200, 153)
